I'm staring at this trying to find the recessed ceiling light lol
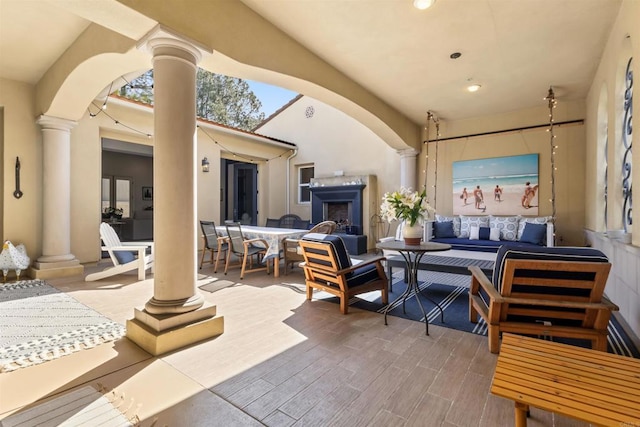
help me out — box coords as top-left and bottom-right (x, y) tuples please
(413, 0), (435, 10)
(467, 84), (482, 92)
(450, 52), (461, 59)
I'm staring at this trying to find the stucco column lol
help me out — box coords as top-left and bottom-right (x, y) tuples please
(32, 115), (83, 276)
(143, 33), (203, 314)
(398, 148), (419, 190)
(127, 26), (223, 356)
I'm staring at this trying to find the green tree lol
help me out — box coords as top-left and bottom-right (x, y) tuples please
(196, 70), (265, 130)
(117, 70), (154, 104)
(117, 69), (266, 131)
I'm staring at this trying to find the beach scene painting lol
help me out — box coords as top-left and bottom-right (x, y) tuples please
(453, 154), (539, 216)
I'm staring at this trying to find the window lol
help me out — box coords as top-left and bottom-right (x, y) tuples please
(102, 176), (132, 218)
(298, 165), (314, 203)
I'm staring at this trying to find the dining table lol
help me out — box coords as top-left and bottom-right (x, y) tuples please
(216, 225), (309, 278)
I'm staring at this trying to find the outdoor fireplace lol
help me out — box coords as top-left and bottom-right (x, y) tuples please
(310, 184), (365, 235)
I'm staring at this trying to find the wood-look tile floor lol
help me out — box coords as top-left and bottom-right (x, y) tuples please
(0, 255), (593, 426)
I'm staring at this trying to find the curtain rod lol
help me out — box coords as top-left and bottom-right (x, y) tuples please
(423, 119), (584, 143)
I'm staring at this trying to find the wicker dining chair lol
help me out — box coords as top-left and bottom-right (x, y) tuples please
(278, 214), (301, 229)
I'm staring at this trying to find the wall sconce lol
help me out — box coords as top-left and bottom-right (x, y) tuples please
(201, 157), (210, 173)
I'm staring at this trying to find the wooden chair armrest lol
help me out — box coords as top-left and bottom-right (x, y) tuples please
(303, 257), (386, 277)
(334, 257), (386, 275)
(468, 265), (502, 301)
(501, 295), (619, 311)
(601, 295), (620, 311)
(243, 238), (269, 247)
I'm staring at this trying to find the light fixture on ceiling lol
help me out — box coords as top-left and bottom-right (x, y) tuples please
(201, 157), (210, 173)
(467, 84), (482, 92)
(413, 0), (435, 10)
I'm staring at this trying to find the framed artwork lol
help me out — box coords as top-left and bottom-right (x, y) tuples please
(452, 154), (539, 216)
(142, 186), (153, 201)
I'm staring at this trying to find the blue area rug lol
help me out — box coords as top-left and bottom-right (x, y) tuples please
(321, 275), (640, 358)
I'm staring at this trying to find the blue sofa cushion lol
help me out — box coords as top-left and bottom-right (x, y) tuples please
(114, 250), (136, 264)
(492, 244), (609, 292)
(301, 233), (351, 270)
(434, 221), (456, 238)
(519, 222), (547, 245)
(479, 226), (491, 240)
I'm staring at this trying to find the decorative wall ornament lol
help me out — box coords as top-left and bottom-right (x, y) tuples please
(622, 57), (633, 232)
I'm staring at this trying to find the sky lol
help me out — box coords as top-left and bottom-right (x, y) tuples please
(246, 80), (298, 118)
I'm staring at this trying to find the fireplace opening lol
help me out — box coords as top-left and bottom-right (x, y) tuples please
(324, 202), (357, 233)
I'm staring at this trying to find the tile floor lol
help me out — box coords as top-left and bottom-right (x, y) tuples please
(0, 255), (597, 426)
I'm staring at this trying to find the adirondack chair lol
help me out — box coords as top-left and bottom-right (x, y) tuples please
(85, 222), (154, 281)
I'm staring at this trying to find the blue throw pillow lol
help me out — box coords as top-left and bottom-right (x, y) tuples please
(434, 221), (456, 238)
(519, 222), (547, 245)
(114, 250), (136, 264)
(479, 227), (491, 240)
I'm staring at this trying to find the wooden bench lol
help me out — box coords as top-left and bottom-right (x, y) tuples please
(491, 333), (640, 426)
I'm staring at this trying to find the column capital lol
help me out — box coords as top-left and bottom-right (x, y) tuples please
(138, 24), (212, 64)
(397, 148), (420, 158)
(36, 115), (77, 132)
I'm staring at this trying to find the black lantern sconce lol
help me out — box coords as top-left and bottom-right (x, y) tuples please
(201, 157), (210, 173)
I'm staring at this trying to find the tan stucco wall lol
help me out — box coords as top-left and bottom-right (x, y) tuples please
(62, 98), (293, 263)
(585, 0), (640, 237)
(421, 100), (586, 246)
(256, 97), (401, 233)
(0, 78), (42, 259)
(583, 0), (640, 337)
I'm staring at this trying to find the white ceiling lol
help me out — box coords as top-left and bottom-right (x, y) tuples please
(0, 0), (623, 123)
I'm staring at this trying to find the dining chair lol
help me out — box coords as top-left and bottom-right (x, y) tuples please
(199, 220), (228, 272)
(292, 219), (311, 230)
(265, 218), (280, 227)
(224, 221), (271, 279)
(278, 214), (301, 229)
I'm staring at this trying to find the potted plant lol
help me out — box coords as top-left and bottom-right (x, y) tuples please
(380, 187), (434, 245)
(103, 207), (124, 220)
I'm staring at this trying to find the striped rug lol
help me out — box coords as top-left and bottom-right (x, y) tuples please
(318, 270), (640, 358)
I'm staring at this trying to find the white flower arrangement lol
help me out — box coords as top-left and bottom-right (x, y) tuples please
(380, 187), (434, 226)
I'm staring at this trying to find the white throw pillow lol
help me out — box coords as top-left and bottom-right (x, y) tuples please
(469, 225), (480, 240)
(489, 227), (501, 241)
(460, 215), (490, 238)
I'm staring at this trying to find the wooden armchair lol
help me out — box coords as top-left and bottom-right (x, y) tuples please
(283, 220), (336, 274)
(469, 244), (618, 353)
(299, 233), (388, 314)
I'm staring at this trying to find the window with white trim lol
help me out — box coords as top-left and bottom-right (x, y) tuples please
(298, 165), (314, 203)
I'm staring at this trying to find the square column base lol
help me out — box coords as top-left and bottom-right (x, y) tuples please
(126, 304), (224, 356)
(29, 264), (84, 280)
